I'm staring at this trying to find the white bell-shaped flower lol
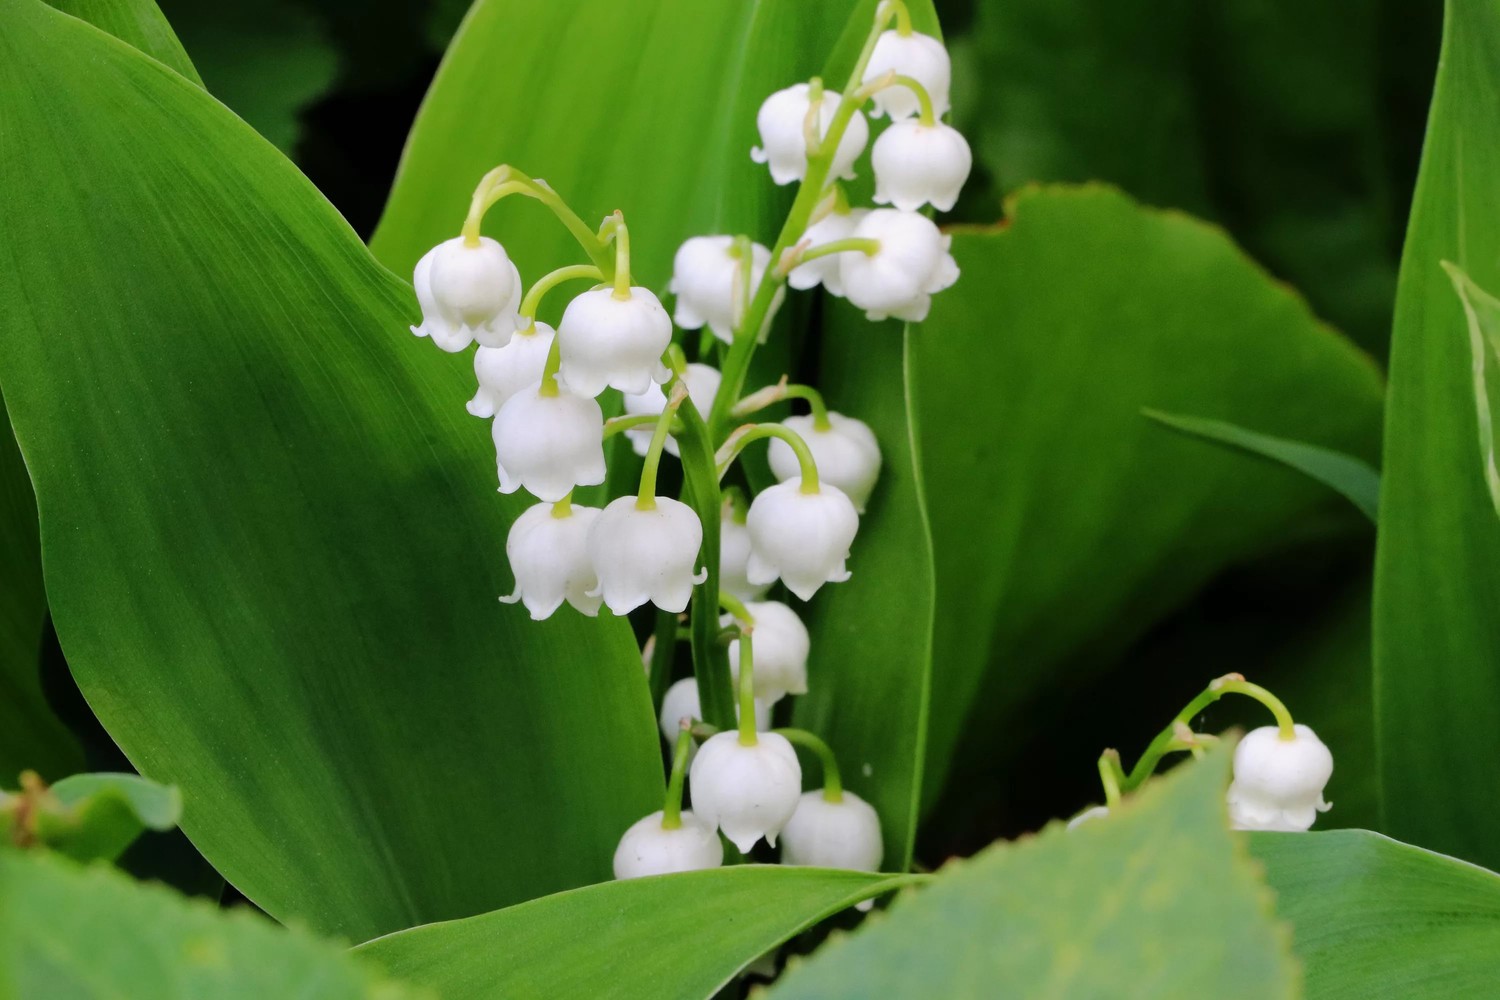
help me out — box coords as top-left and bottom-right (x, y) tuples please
(788, 209), (867, 296)
(659, 677), (770, 747)
(720, 506), (771, 602)
(780, 790), (883, 870)
(622, 363), (723, 458)
(746, 478), (860, 601)
(670, 237), (776, 343)
(840, 209), (959, 323)
(612, 810), (723, 880)
(410, 236), (523, 352)
(767, 413), (882, 513)
(557, 286), (672, 397)
(872, 119), (972, 212)
(689, 730), (802, 852)
(751, 83), (869, 186)
(587, 496), (707, 615)
(492, 384), (606, 502)
(1227, 724), (1333, 832)
(723, 601), (810, 704)
(499, 502), (601, 620)
(467, 322), (556, 418)
(861, 30), (952, 121)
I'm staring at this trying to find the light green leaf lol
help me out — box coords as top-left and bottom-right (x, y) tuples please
(1144, 409), (1381, 521)
(915, 186), (1383, 814)
(768, 749), (1296, 999)
(1253, 830), (1500, 997)
(45, 0), (202, 84)
(1442, 262), (1500, 519)
(0, 0), (659, 940)
(359, 867), (920, 1000)
(0, 850), (422, 999)
(35, 772), (182, 863)
(1373, 0), (1500, 871)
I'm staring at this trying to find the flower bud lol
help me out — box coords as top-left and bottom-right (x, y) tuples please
(467, 322), (556, 418)
(746, 479), (860, 601)
(612, 810), (723, 879)
(780, 790), (883, 870)
(588, 496), (707, 615)
(751, 84), (869, 186)
(411, 236), (523, 352)
(670, 237), (776, 344)
(688, 730), (802, 852)
(872, 120), (972, 212)
(499, 502), (601, 620)
(659, 677), (770, 747)
(839, 209), (959, 323)
(1227, 724), (1333, 832)
(720, 506), (771, 602)
(767, 413), (881, 513)
(491, 385), (606, 502)
(788, 209), (867, 296)
(722, 601), (810, 704)
(621, 363), (722, 458)
(557, 287), (672, 397)
(861, 30), (952, 121)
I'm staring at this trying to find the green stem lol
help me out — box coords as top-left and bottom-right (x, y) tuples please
(676, 401), (736, 731)
(887, 0), (912, 35)
(1121, 674), (1297, 791)
(716, 423), (820, 492)
(775, 728), (844, 802)
(637, 383), (688, 509)
(603, 413), (668, 439)
(648, 609), (678, 711)
(661, 725), (694, 829)
(461, 166), (611, 274)
(551, 491), (573, 518)
(519, 264), (603, 320)
(791, 237), (881, 267)
(538, 331), (563, 397)
(611, 213), (633, 299)
(882, 74), (936, 126)
(719, 591), (755, 625)
(1097, 752), (1123, 809)
(736, 631), (759, 746)
(731, 381), (833, 431)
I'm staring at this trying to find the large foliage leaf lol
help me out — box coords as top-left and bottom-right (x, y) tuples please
(0, 851), (418, 999)
(914, 186), (1384, 814)
(1373, 0), (1500, 871)
(0, 0), (660, 940)
(359, 867), (920, 1000)
(46, 0), (202, 83)
(1253, 830), (1500, 997)
(769, 749), (1296, 999)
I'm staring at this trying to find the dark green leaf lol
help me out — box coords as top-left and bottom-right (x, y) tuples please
(1373, 0), (1500, 871)
(1442, 263), (1500, 518)
(1144, 409), (1381, 521)
(359, 867), (920, 1000)
(45, 0), (202, 84)
(0, 0), (659, 939)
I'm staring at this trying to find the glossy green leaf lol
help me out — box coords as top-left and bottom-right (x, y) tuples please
(1443, 263), (1500, 518)
(359, 867), (920, 1000)
(1253, 830), (1500, 997)
(915, 186), (1384, 813)
(769, 749), (1296, 999)
(0, 851), (420, 999)
(45, 0), (202, 84)
(1373, 0), (1500, 871)
(1144, 409), (1381, 521)
(0, 0), (659, 939)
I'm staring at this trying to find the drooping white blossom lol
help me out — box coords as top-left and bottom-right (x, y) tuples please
(557, 286), (672, 397)
(499, 502), (601, 620)
(612, 810), (723, 879)
(658, 677), (770, 747)
(587, 496), (707, 615)
(839, 209), (959, 323)
(871, 119), (972, 212)
(723, 601), (810, 704)
(720, 505), (771, 602)
(788, 209), (867, 296)
(1227, 724), (1333, 832)
(621, 363), (722, 458)
(746, 478), (860, 601)
(751, 83), (869, 186)
(468, 322), (556, 418)
(766, 413), (882, 513)
(669, 237), (777, 344)
(780, 790), (883, 871)
(689, 730), (803, 852)
(492, 385), (606, 502)
(411, 236), (524, 352)
(861, 30), (952, 121)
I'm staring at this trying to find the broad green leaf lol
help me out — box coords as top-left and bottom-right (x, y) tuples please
(1442, 263), (1500, 518)
(769, 749), (1296, 999)
(45, 0), (202, 84)
(40, 773), (182, 862)
(0, 850), (420, 999)
(915, 186), (1383, 814)
(0, 0), (659, 939)
(358, 867), (920, 1000)
(1373, 0), (1500, 871)
(1144, 409), (1381, 521)
(1253, 830), (1500, 997)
